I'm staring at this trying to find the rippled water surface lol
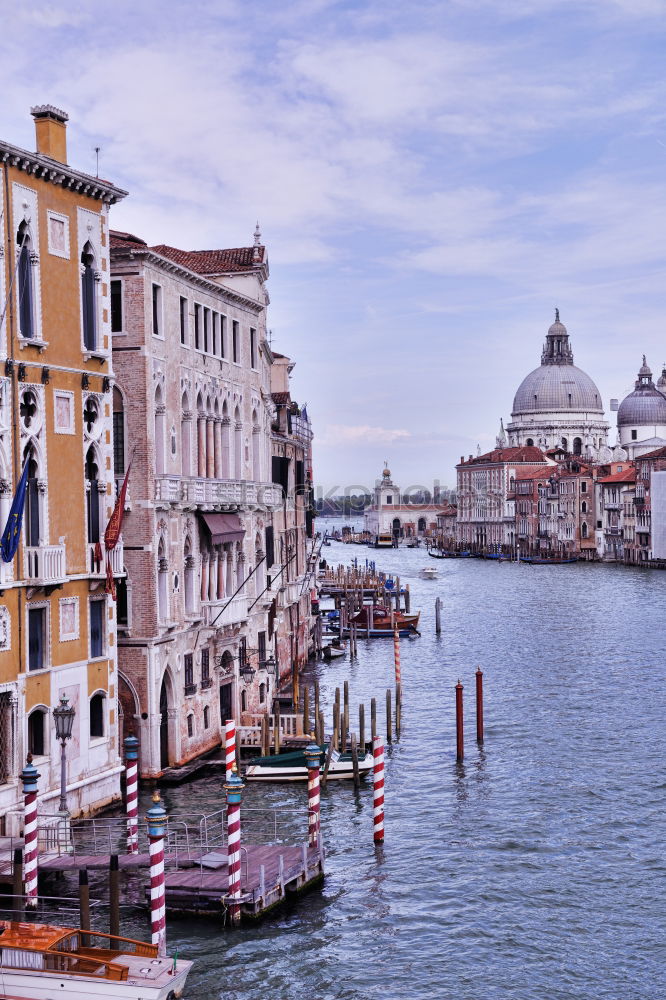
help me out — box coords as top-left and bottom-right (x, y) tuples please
(113, 537), (666, 998)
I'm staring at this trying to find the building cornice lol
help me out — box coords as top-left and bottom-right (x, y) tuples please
(0, 140), (127, 203)
(111, 247), (264, 314)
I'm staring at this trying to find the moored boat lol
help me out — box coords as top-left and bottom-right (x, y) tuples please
(520, 555), (578, 564)
(0, 921), (191, 999)
(322, 643), (346, 660)
(347, 604), (420, 635)
(245, 746), (373, 782)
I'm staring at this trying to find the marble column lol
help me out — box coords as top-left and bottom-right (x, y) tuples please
(197, 416), (206, 477)
(209, 549), (218, 601)
(214, 419), (222, 479)
(217, 547), (225, 599)
(206, 419), (215, 479)
(201, 551), (209, 602)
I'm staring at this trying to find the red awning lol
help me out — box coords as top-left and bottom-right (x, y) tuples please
(199, 513), (245, 544)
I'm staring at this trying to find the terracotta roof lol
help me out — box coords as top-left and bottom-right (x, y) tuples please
(598, 469), (636, 484)
(271, 392), (291, 405)
(512, 465), (552, 481)
(151, 244), (265, 274)
(110, 230), (148, 249)
(637, 445), (666, 461)
(437, 504), (458, 515)
(460, 446), (546, 466)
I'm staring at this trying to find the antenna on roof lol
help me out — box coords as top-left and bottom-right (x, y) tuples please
(94, 146), (101, 178)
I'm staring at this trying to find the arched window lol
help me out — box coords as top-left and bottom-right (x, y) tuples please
(418, 517), (426, 533)
(23, 445), (40, 547)
(526, 438), (534, 447)
(113, 388), (125, 478)
(573, 437), (582, 456)
(154, 386), (165, 475)
(561, 438), (568, 452)
(234, 406), (242, 479)
(81, 240), (97, 350)
(90, 692), (106, 738)
(184, 537), (195, 614)
(203, 706), (210, 730)
(85, 446), (101, 544)
(28, 708), (47, 756)
(581, 522), (588, 539)
(157, 538), (168, 621)
(240, 689), (247, 713)
(17, 221), (34, 340)
(252, 410), (261, 481)
(259, 682), (266, 704)
(187, 714), (194, 738)
(181, 393), (191, 477)
(581, 501), (587, 514)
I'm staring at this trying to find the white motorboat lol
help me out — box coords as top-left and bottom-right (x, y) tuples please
(0, 921), (191, 999)
(245, 746), (373, 782)
(419, 566), (438, 579)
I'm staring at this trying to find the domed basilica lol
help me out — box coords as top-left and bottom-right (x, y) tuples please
(503, 312), (609, 457)
(617, 356), (666, 457)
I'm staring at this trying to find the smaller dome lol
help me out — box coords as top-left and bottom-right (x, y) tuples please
(547, 319), (568, 339)
(382, 467), (391, 479)
(639, 354), (652, 378)
(618, 358), (666, 427)
(657, 365), (666, 389)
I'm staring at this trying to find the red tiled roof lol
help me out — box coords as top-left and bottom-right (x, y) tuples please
(598, 469), (636, 484)
(637, 446), (666, 461)
(437, 504), (458, 515)
(271, 392), (291, 405)
(151, 244), (265, 274)
(110, 230), (147, 249)
(461, 446), (546, 466)
(512, 465), (552, 480)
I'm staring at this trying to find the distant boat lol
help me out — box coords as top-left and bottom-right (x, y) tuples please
(520, 555), (578, 564)
(420, 566), (438, 579)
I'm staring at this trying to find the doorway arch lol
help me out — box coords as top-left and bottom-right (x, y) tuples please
(159, 671), (174, 770)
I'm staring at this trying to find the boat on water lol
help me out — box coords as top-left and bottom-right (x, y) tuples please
(245, 746), (373, 782)
(322, 643), (346, 660)
(0, 921), (191, 999)
(419, 566), (438, 579)
(428, 549), (451, 559)
(520, 555), (578, 564)
(373, 533), (394, 548)
(347, 605), (420, 636)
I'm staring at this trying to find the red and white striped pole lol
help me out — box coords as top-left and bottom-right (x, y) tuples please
(304, 744), (321, 848)
(393, 628), (401, 687)
(372, 735), (385, 844)
(124, 735), (139, 855)
(20, 756), (40, 909)
(224, 766), (244, 925)
(146, 791), (168, 954)
(225, 719), (236, 781)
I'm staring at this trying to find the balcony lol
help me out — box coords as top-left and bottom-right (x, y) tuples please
(87, 542), (125, 578)
(281, 580), (303, 607)
(23, 544), (66, 585)
(604, 501), (621, 511)
(201, 594), (248, 628)
(156, 476), (282, 510)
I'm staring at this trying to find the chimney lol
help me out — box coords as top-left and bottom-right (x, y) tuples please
(31, 105), (69, 163)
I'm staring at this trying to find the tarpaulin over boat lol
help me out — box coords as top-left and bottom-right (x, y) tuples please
(199, 513), (245, 544)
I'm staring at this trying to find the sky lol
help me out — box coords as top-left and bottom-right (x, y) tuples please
(2, 0), (665, 495)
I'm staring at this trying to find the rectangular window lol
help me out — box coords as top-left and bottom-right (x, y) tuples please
(90, 600), (104, 658)
(232, 321), (239, 363)
(386, 496), (392, 504)
(258, 630), (267, 665)
(201, 648), (210, 687)
(152, 284), (162, 337)
(203, 307), (210, 353)
(238, 637), (247, 669)
(110, 280), (122, 332)
(28, 607), (46, 671)
(194, 304), (201, 350)
(631, 429), (637, 440)
(220, 315), (226, 358)
(212, 312), (218, 356)
(184, 653), (196, 695)
(180, 297), (188, 345)
(265, 525), (274, 568)
(112, 412), (125, 477)
(250, 327), (257, 369)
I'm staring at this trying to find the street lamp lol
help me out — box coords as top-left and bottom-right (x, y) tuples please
(53, 695), (75, 814)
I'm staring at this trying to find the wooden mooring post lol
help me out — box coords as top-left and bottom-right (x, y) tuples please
(435, 597), (442, 635)
(455, 680), (464, 762)
(359, 704), (365, 750)
(476, 668), (484, 743)
(386, 688), (393, 742)
(109, 855), (120, 938)
(371, 697), (377, 742)
(303, 684), (310, 736)
(395, 682), (402, 736)
(79, 868), (90, 945)
(12, 848), (23, 920)
(350, 733), (360, 788)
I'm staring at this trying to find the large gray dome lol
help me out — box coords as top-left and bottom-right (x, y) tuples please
(512, 364), (604, 415)
(617, 357), (666, 427)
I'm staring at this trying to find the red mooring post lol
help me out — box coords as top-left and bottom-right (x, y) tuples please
(455, 680), (464, 762)
(475, 668), (484, 743)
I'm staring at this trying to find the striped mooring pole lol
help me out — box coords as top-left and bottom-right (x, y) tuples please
(393, 628), (401, 688)
(225, 719), (236, 781)
(21, 755), (40, 909)
(124, 735), (139, 855)
(372, 735), (385, 844)
(225, 766), (244, 925)
(304, 743), (322, 848)
(146, 791), (168, 955)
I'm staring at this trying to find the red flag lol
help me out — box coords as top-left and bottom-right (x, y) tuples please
(105, 554), (117, 601)
(104, 460), (132, 552)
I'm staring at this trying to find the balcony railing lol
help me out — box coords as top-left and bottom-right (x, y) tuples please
(201, 594), (248, 628)
(88, 542), (124, 577)
(23, 544), (66, 584)
(156, 476), (282, 510)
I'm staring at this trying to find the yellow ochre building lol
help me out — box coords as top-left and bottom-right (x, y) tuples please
(0, 106), (127, 826)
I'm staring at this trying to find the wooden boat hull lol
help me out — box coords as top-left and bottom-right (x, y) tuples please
(0, 967), (190, 999)
(520, 556), (578, 564)
(322, 644), (346, 659)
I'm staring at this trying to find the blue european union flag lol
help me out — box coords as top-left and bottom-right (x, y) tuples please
(1, 461), (30, 563)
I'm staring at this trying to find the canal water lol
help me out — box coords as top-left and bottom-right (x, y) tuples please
(89, 535), (666, 998)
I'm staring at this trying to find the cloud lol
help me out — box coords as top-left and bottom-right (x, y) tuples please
(318, 425), (412, 446)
